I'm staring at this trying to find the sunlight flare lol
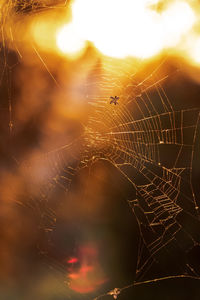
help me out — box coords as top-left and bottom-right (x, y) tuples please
(55, 0), (196, 59)
(185, 35), (200, 65)
(56, 23), (86, 57)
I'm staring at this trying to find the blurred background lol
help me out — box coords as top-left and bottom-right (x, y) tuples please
(0, 0), (200, 299)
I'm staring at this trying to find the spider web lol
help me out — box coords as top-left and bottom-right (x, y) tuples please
(79, 58), (200, 298)
(19, 56), (200, 299)
(1, 1), (200, 299)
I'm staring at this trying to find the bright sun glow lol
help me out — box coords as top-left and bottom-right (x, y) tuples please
(186, 35), (200, 64)
(55, 0), (196, 59)
(56, 23), (86, 57)
(191, 38), (200, 63)
(161, 1), (196, 47)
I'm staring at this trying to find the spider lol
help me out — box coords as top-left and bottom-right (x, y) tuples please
(110, 96), (119, 105)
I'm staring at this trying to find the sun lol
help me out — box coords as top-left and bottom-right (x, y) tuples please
(56, 23), (86, 58)
(56, 0), (196, 60)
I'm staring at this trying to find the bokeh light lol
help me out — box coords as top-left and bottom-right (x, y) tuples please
(56, 23), (86, 58)
(54, 0), (197, 60)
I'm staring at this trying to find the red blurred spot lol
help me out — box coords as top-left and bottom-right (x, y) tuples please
(67, 243), (107, 294)
(68, 257), (78, 264)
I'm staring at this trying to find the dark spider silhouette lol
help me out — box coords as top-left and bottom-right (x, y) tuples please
(110, 96), (119, 105)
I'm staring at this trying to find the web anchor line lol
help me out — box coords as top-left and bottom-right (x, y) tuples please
(93, 274), (200, 300)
